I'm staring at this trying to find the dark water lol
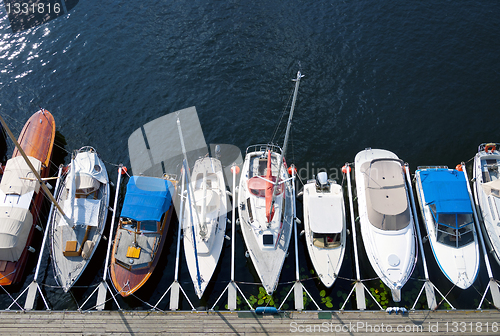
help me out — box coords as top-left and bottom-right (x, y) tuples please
(1, 0), (500, 311)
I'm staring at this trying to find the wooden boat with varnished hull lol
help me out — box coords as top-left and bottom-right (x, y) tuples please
(0, 109), (55, 285)
(110, 175), (176, 297)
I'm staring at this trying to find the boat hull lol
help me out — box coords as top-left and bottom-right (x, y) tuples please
(0, 110), (55, 286)
(50, 148), (110, 292)
(183, 157), (227, 298)
(415, 168), (480, 289)
(354, 148), (416, 301)
(303, 181), (346, 288)
(473, 145), (500, 266)
(110, 206), (173, 297)
(238, 146), (294, 294)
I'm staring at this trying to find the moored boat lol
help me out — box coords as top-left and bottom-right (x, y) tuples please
(415, 166), (480, 289)
(0, 109), (56, 285)
(302, 172), (346, 287)
(110, 175), (176, 297)
(238, 71), (303, 294)
(354, 148), (416, 302)
(473, 143), (500, 266)
(183, 156), (228, 298)
(49, 146), (110, 292)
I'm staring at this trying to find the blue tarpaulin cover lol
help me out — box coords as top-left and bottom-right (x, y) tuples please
(419, 169), (472, 214)
(120, 176), (174, 222)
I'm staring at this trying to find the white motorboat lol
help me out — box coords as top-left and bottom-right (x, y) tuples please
(238, 71), (303, 294)
(354, 148), (416, 302)
(183, 156), (228, 298)
(50, 146), (110, 292)
(302, 172), (346, 287)
(474, 143), (500, 266)
(415, 166), (480, 289)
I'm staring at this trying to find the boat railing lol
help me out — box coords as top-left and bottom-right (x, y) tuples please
(245, 144), (283, 156)
(478, 143), (500, 153)
(416, 165), (448, 170)
(77, 146), (96, 154)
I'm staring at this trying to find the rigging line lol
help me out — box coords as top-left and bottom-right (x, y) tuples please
(270, 86), (295, 145)
(0, 112), (25, 131)
(69, 288), (82, 311)
(437, 283), (456, 308)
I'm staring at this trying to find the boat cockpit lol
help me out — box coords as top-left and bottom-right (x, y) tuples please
(429, 205), (474, 248)
(312, 232), (341, 249)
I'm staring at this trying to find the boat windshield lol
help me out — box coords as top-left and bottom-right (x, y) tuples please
(312, 232), (341, 249)
(121, 218), (137, 231)
(140, 220), (159, 233)
(430, 205), (474, 248)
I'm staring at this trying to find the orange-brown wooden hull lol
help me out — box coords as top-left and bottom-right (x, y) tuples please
(110, 206), (173, 297)
(0, 110), (56, 286)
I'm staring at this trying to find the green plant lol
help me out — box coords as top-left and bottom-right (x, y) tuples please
(319, 290), (333, 308)
(249, 287), (275, 307)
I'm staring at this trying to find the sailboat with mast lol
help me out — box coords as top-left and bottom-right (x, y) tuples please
(0, 109), (56, 285)
(49, 146), (110, 292)
(176, 117), (229, 299)
(237, 71), (303, 294)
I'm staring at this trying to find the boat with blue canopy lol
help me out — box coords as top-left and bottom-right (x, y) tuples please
(110, 175), (176, 297)
(415, 167), (479, 289)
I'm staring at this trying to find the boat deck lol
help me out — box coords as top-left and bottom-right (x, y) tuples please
(1, 310), (499, 335)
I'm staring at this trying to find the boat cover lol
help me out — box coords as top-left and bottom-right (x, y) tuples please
(482, 179), (500, 197)
(364, 160), (410, 230)
(120, 176), (173, 222)
(309, 195), (343, 233)
(0, 156), (41, 195)
(0, 206), (33, 262)
(419, 169), (472, 214)
(61, 198), (101, 227)
(73, 151), (108, 184)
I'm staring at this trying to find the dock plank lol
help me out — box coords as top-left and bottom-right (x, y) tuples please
(1, 310), (499, 335)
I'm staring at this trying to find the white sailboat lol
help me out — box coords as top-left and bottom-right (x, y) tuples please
(473, 143), (500, 266)
(182, 155), (228, 298)
(415, 166), (480, 289)
(238, 71), (303, 294)
(50, 146), (110, 291)
(174, 114), (229, 299)
(302, 172), (346, 288)
(354, 148), (416, 302)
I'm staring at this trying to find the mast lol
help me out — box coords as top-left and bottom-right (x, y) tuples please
(176, 117), (203, 293)
(268, 71), (303, 223)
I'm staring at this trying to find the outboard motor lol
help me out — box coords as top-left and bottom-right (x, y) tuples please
(315, 172), (330, 191)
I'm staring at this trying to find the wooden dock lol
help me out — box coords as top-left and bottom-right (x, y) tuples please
(1, 310), (499, 335)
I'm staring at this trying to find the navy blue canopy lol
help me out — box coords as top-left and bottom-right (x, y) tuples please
(120, 176), (174, 222)
(419, 168), (472, 214)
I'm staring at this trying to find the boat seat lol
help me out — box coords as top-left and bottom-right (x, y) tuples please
(81, 240), (94, 260)
(63, 240), (80, 257)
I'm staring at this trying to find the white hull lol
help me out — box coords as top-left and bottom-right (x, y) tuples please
(50, 148), (109, 292)
(473, 146), (500, 266)
(238, 146), (294, 294)
(415, 168), (480, 289)
(303, 180), (346, 287)
(183, 157), (227, 298)
(355, 149), (416, 301)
